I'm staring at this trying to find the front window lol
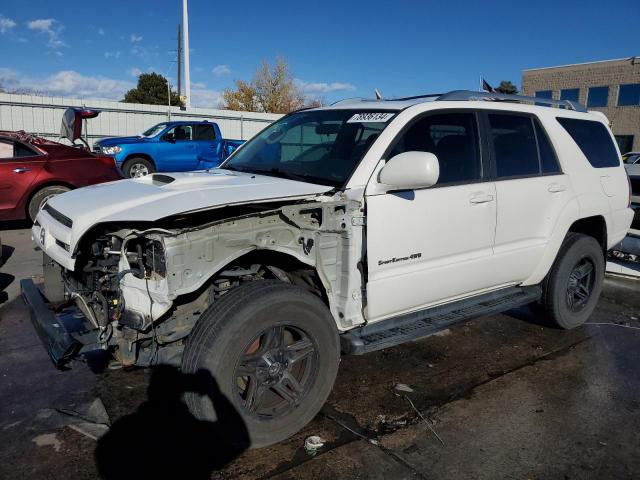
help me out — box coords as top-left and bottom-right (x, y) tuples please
(141, 123), (168, 138)
(223, 109), (395, 187)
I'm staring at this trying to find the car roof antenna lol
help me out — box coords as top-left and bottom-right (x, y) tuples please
(374, 89), (382, 100)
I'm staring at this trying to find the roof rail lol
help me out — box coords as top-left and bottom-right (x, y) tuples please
(436, 90), (587, 112)
(391, 93), (443, 101)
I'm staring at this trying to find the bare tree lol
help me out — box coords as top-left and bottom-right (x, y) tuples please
(223, 57), (319, 113)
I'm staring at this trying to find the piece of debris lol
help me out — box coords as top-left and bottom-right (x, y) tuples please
(68, 422), (110, 440)
(32, 433), (62, 452)
(394, 383), (414, 393)
(304, 435), (325, 456)
(403, 394), (445, 446)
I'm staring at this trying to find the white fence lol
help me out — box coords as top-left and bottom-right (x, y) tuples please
(0, 93), (282, 147)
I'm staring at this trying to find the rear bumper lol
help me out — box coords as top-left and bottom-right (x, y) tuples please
(20, 279), (97, 368)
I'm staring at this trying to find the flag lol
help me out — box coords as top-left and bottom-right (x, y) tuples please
(481, 78), (496, 93)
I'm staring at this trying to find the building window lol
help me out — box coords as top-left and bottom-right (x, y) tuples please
(587, 86), (609, 107)
(615, 135), (634, 154)
(560, 88), (580, 103)
(535, 90), (553, 99)
(618, 84), (640, 106)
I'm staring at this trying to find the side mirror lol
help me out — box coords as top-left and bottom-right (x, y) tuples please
(378, 151), (440, 191)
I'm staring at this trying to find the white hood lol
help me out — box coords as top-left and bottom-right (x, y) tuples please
(35, 169), (333, 269)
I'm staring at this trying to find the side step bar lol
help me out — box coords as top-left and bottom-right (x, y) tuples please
(341, 286), (542, 355)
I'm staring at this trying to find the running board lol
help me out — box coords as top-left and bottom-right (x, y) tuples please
(341, 286), (542, 355)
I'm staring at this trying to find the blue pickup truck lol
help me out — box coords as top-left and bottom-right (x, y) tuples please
(93, 121), (244, 178)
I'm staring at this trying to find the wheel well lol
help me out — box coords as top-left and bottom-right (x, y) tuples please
(123, 153), (155, 167)
(215, 250), (328, 303)
(25, 181), (74, 217)
(567, 216), (607, 255)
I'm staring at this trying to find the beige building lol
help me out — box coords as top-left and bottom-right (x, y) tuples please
(522, 57), (640, 153)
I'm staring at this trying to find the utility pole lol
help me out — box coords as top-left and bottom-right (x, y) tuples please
(177, 24), (182, 100)
(182, 0), (191, 108)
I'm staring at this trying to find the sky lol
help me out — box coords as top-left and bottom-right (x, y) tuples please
(0, 0), (638, 108)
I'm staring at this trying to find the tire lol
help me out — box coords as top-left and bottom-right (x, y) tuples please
(182, 280), (340, 448)
(123, 158), (155, 178)
(28, 185), (70, 221)
(539, 233), (604, 329)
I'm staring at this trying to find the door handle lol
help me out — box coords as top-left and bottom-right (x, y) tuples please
(548, 183), (567, 193)
(13, 167), (31, 174)
(469, 193), (494, 204)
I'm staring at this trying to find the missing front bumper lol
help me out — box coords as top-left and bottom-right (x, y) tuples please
(20, 279), (98, 369)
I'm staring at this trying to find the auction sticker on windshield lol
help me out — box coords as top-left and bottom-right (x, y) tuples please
(347, 112), (395, 123)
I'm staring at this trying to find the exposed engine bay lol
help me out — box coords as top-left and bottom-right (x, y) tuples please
(45, 198), (366, 367)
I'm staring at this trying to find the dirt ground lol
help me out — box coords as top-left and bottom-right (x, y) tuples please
(1, 223), (639, 479)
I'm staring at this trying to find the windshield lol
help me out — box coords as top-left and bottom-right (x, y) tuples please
(222, 109), (396, 187)
(141, 123), (168, 138)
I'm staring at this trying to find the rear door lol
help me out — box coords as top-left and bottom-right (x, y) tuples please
(193, 123), (222, 169)
(486, 111), (570, 284)
(0, 139), (46, 219)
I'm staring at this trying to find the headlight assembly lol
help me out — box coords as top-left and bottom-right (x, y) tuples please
(102, 145), (122, 155)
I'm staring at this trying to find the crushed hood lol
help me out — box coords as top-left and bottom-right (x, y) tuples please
(41, 169), (333, 253)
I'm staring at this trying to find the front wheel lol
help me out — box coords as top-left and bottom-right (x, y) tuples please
(182, 281), (340, 448)
(123, 158), (155, 178)
(539, 233), (604, 329)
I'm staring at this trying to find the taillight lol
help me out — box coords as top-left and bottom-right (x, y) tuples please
(97, 155), (116, 168)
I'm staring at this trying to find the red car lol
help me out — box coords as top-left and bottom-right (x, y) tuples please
(0, 123), (122, 222)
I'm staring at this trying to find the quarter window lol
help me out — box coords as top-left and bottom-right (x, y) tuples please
(488, 114), (540, 178)
(618, 83), (640, 106)
(557, 117), (620, 168)
(587, 86), (609, 107)
(389, 112), (481, 185)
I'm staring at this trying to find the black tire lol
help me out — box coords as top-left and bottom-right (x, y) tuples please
(539, 233), (604, 329)
(182, 280), (340, 448)
(28, 185), (70, 221)
(123, 157), (155, 178)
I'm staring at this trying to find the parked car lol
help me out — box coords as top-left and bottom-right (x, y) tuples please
(25, 90), (634, 448)
(93, 121), (244, 178)
(0, 130), (122, 221)
(623, 151), (640, 176)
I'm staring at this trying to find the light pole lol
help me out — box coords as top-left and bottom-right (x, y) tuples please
(182, 0), (191, 108)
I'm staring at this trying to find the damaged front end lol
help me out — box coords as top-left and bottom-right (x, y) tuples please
(24, 196), (366, 369)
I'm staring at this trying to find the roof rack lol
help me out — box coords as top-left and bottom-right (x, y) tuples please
(436, 90), (587, 112)
(391, 93), (443, 101)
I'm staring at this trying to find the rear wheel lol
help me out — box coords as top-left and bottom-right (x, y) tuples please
(538, 233), (604, 329)
(28, 185), (70, 221)
(123, 158), (155, 178)
(182, 281), (340, 448)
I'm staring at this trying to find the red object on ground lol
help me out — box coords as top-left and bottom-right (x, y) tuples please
(0, 131), (122, 221)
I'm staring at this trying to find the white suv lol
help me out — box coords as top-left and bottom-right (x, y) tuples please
(25, 90), (634, 447)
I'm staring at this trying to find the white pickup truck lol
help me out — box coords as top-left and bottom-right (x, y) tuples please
(24, 90), (634, 447)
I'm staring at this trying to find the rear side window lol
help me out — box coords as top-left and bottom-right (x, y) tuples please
(534, 121), (561, 174)
(556, 118), (620, 168)
(488, 114), (539, 178)
(194, 124), (216, 141)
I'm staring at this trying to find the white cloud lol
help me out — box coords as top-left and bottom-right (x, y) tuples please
(104, 51), (121, 59)
(27, 18), (54, 31)
(128, 67), (142, 77)
(190, 84), (223, 108)
(0, 68), (134, 100)
(212, 64), (231, 77)
(130, 33), (143, 43)
(191, 82), (207, 89)
(97, 27), (105, 35)
(27, 18), (68, 49)
(296, 79), (357, 94)
(0, 15), (16, 33)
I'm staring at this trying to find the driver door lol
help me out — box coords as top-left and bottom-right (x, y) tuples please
(365, 111), (498, 321)
(160, 124), (197, 171)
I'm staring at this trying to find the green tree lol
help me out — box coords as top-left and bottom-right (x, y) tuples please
(495, 80), (519, 95)
(123, 73), (183, 106)
(223, 57), (321, 113)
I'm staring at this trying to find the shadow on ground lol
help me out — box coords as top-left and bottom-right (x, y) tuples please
(94, 365), (250, 480)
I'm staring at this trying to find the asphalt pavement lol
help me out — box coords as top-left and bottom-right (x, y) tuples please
(1, 224), (639, 480)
